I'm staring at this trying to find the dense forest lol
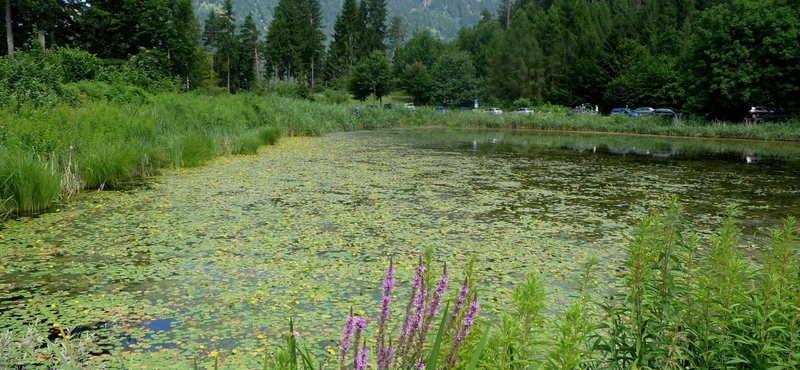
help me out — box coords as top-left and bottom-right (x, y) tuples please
(193, 0), (498, 39)
(1, 0), (798, 116)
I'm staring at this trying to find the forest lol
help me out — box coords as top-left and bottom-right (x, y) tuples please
(1, 0), (799, 116)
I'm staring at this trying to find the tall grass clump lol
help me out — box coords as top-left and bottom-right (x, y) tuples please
(258, 126), (282, 145)
(0, 150), (61, 216)
(169, 133), (216, 168)
(233, 131), (263, 155)
(78, 144), (143, 190)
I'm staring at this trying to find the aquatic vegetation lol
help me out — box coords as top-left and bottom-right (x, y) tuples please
(0, 130), (797, 368)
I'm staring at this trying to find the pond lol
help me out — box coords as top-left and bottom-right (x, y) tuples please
(1, 128), (799, 368)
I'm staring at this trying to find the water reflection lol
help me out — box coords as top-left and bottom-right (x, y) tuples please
(391, 128), (800, 164)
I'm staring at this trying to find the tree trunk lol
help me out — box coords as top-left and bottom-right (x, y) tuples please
(254, 44), (260, 85)
(311, 54), (315, 92)
(38, 30), (45, 50)
(6, 0), (14, 57)
(505, 0), (511, 30)
(226, 53), (231, 93)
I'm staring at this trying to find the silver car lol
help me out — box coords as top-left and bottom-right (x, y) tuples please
(485, 107), (503, 115)
(634, 107), (655, 115)
(511, 107), (534, 114)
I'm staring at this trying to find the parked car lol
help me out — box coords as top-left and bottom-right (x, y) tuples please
(485, 107), (503, 115)
(610, 108), (640, 117)
(383, 103), (399, 109)
(458, 107), (473, 113)
(366, 104), (379, 109)
(762, 110), (797, 122)
(652, 107), (688, 118)
(747, 106), (773, 122)
(403, 103), (416, 110)
(434, 106), (447, 113)
(511, 107), (534, 115)
(633, 107), (655, 115)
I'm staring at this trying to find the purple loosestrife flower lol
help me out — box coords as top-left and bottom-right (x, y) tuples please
(339, 309), (355, 370)
(413, 264), (449, 362)
(445, 278), (469, 335)
(399, 257), (425, 349)
(352, 316), (367, 367)
(355, 339), (369, 370)
(402, 287), (427, 363)
(447, 292), (479, 368)
(377, 258), (396, 370)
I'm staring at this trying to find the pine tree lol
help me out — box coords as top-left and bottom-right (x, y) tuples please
(363, 0), (388, 53)
(218, 0), (238, 92)
(325, 0), (360, 80)
(238, 13), (260, 90)
(170, 0), (205, 90)
(300, 0), (325, 89)
(386, 15), (406, 61)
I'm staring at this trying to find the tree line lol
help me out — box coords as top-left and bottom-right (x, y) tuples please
(2, 0), (798, 116)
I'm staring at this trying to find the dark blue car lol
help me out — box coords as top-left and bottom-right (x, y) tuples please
(610, 108), (640, 117)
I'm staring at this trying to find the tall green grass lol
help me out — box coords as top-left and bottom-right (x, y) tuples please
(0, 150), (61, 216)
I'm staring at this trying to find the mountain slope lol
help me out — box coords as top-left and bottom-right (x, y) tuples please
(193, 0), (499, 40)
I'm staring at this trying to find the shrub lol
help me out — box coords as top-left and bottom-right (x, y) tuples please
(51, 47), (102, 83)
(324, 89), (350, 105)
(0, 150), (61, 215)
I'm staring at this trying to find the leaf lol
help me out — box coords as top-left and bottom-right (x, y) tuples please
(465, 314), (494, 370)
(426, 302), (449, 370)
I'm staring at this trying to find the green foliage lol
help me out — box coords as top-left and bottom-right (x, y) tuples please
(0, 150), (61, 216)
(171, 133), (217, 168)
(684, 0), (800, 113)
(78, 144), (145, 190)
(604, 55), (685, 108)
(431, 50), (481, 106)
(234, 131), (263, 155)
(400, 61), (433, 104)
(50, 47), (102, 83)
(348, 50), (393, 102)
(258, 126), (282, 145)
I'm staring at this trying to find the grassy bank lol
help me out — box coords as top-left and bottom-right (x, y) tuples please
(0, 93), (284, 216)
(2, 91), (800, 216)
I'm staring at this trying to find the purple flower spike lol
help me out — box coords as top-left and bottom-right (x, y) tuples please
(397, 257), (426, 365)
(447, 291), (479, 368)
(377, 258), (396, 370)
(355, 339), (369, 370)
(352, 316), (367, 366)
(446, 277), (469, 335)
(339, 309), (355, 370)
(412, 263), (449, 362)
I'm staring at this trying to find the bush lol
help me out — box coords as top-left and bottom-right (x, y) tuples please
(323, 89), (350, 105)
(512, 97), (535, 108)
(51, 47), (102, 83)
(0, 150), (61, 215)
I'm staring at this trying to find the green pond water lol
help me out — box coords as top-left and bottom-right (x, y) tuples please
(2, 128), (800, 368)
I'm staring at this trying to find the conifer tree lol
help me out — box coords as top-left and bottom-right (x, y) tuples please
(238, 13), (260, 90)
(325, 0), (360, 80)
(386, 16), (406, 61)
